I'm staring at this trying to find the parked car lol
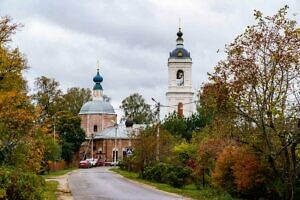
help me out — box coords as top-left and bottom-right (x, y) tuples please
(86, 158), (98, 167)
(110, 161), (120, 166)
(78, 160), (92, 168)
(95, 159), (105, 167)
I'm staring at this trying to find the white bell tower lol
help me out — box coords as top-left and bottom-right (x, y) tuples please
(166, 27), (194, 116)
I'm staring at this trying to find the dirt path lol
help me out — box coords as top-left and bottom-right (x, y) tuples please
(46, 171), (76, 200)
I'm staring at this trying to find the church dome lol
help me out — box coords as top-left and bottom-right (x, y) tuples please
(169, 28), (190, 59)
(79, 100), (115, 115)
(93, 71), (103, 83)
(170, 47), (190, 58)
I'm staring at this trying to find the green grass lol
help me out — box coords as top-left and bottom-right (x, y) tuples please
(111, 168), (236, 200)
(42, 181), (58, 200)
(42, 167), (77, 179)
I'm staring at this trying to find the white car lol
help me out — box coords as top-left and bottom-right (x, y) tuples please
(86, 158), (98, 167)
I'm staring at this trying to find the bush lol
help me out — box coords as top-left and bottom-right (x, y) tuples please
(212, 145), (271, 199)
(167, 165), (192, 188)
(0, 167), (45, 200)
(142, 162), (192, 188)
(143, 162), (170, 183)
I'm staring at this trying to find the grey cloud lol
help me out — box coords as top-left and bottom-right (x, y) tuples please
(1, 0), (299, 115)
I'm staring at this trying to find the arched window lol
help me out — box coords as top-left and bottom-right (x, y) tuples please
(93, 125), (98, 132)
(113, 149), (118, 162)
(178, 102), (183, 116)
(176, 70), (184, 86)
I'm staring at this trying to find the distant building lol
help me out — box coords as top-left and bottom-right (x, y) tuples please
(166, 28), (194, 116)
(79, 67), (134, 162)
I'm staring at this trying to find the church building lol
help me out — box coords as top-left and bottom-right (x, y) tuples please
(79, 66), (133, 163)
(166, 28), (194, 116)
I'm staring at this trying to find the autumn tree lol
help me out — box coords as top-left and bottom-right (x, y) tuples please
(62, 87), (92, 115)
(209, 6), (300, 199)
(212, 145), (271, 198)
(120, 93), (154, 124)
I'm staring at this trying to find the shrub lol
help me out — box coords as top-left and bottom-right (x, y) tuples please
(143, 162), (170, 183)
(0, 167), (45, 200)
(142, 162), (192, 188)
(212, 145), (271, 198)
(167, 165), (192, 188)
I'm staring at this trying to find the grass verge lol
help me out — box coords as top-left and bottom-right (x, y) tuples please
(42, 180), (59, 200)
(110, 168), (236, 200)
(42, 167), (77, 179)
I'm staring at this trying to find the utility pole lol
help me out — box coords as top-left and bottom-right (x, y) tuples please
(152, 98), (160, 161)
(114, 123), (118, 166)
(91, 133), (94, 160)
(53, 116), (57, 172)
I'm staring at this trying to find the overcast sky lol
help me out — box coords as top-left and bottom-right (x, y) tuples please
(0, 0), (299, 118)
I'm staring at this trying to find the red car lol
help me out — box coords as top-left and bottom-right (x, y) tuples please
(78, 160), (92, 168)
(95, 159), (105, 167)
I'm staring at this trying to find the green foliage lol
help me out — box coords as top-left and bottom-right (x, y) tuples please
(33, 76), (63, 121)
(44, 138), (61, 161)
(0, 167), (45, 200)
(112, 168), (236, 200)
(142, 162), (170, 183)
(120, 93), (154, 124)
(55, 111), (85, 162)
(62, 87), (92, 115)
(173, 141), (197, 165)
(130, 126), (176, 172)
(42, 181), (58, 200)
(142, 162), (192, 188)
(162, 112), (208, 141)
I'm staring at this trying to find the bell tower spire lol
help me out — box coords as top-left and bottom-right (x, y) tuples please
(166, 26), (194, 116)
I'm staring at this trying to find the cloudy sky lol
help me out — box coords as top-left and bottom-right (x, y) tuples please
(0, 0), (299, 118)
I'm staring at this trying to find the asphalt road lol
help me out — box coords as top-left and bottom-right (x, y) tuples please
(68, 167), (183, 200)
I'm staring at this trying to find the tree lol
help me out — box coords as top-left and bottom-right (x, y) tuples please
(33, 76), (63, 122)
(62, 87), (92, 115)
(120, 93), (154, 124)
(209, 6), (300, 199)
(55, 111), (85, 162)
(212, 145), (271, 198)
(162, 111), (209, 141)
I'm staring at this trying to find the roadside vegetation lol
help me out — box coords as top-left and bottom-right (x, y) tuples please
(0, 16), (89, 199)
(0, 4), (299, 200)
(42, 181), (58, 200)
(119, 6), (300, 200)
(111, 168), (235, 200)
(42, 167), (77, 179)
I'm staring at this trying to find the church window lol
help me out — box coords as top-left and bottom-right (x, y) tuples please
(113, 150), (118, 162)
(93, 125), (98, 132)
(176, 70), (184, 86)
(178, 102), (183, 116)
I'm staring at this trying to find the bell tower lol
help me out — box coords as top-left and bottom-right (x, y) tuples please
(166, 27), (194, 116)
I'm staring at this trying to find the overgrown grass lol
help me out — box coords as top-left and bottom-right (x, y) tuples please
(42, 167), (77, 179)
(111, 168), (236, 200)
(42, 181), (58, 200)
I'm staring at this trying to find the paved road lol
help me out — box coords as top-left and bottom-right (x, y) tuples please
(68, 167), (183, 200)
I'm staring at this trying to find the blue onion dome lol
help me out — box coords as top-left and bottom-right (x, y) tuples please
(93, 69), (103, 90)
(93, 70), (103, 83)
